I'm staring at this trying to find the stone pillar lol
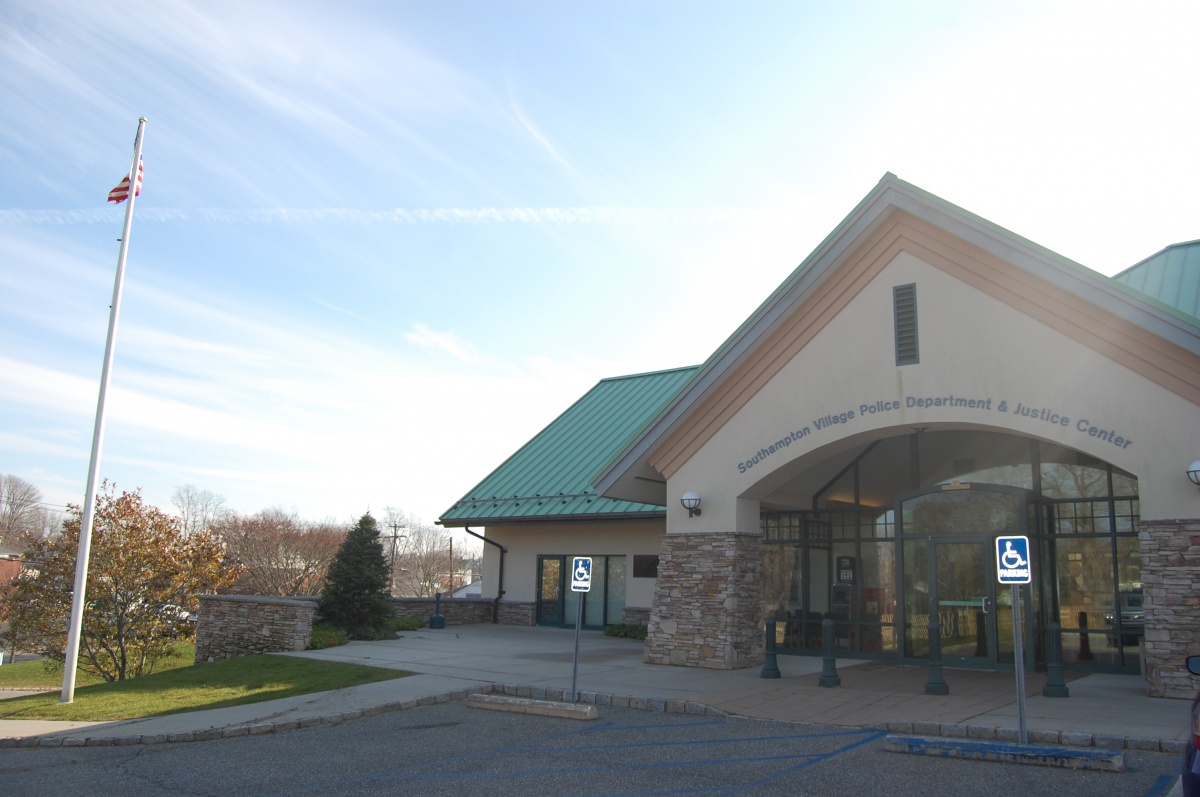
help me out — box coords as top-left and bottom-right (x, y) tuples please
(643, 531), (764, 669)
(1138, 518), (1200, 698)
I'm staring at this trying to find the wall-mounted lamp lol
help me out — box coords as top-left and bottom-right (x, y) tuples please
(1188, 460), (1200, 488)
(680, 491), (701, 518)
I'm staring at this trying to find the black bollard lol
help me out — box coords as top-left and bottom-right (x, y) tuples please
(1077, 611), (1093, 661)
(925, 615), (949, 695)
(818, 617), (841, 687)
(429, 592), (446, 629)
(761, 618), (782, 679)
(1043, 622), (1070, 697)
(973, 610), (988, 657)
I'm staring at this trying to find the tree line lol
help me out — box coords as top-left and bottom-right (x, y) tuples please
(0, 475), (481, 681)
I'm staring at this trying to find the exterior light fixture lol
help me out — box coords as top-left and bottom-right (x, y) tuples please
(1189, 460), (1200, 488)
(680, 491), (701, 518)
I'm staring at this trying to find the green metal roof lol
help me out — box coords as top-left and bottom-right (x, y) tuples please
(1112, 240), (1200, 322)
(439, 365), (699, 526)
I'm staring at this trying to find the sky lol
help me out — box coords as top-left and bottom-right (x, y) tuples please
(2, 1), (1199, 535)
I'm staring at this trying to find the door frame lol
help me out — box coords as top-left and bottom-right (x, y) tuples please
(896, 482), (1036, 671)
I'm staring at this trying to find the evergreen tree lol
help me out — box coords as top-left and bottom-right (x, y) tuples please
(316, 512), (392, 638)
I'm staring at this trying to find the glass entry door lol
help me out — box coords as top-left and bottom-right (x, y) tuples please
(899, 484), (1030, 669)
(929, 540), (999, 666)
(536, 556), (563, 624)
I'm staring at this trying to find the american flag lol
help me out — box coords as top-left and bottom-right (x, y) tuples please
(107, 159), (143, 203)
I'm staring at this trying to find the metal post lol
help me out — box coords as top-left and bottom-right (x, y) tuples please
(924, 612), (949, 695)
(569, 594), (584, 702)
(1043, 621), (1069, 697)
(1012, 584), (1028, 743)
(818, 617), (841, 687)
(1077, 610), (1093, 661)
(761, 618), (781, 679)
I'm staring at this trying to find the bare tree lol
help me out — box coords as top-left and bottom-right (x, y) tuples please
(171, 484), (227, 535)
(392, 519), (452, 597)
(214, 509), (346, 596)
(0, 474), (44, 549)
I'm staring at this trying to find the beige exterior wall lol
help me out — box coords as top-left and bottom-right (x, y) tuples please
(665, 247), (1200, 535)
(475, 519), (664, 609)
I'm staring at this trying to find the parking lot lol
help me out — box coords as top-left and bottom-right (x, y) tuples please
(0, 702), (1182, 796)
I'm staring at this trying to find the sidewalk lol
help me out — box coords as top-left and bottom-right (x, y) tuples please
(0, 623), (1191, 753)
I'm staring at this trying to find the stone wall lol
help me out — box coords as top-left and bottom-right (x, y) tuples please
(1139, 518), (1200, 698)
(622, 607), (651, 626)
(389, 597), (496, 626)
(195, 594), (316, 662)
(497, 601), (536, 626)
(643, 531), (764, 669)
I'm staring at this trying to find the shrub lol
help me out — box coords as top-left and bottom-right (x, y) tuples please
(387, 616), (423, 632)
(307, 626), (349, 650)
(604, 624), (647, 640)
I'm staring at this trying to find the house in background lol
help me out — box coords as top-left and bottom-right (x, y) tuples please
(439, 173), (1200, 698)
(0, 544), (22, 587)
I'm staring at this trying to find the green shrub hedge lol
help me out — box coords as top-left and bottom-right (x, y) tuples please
(307, 626), (350, 649)
(604, 624), (647, 640)
(388, 616), (423, 632)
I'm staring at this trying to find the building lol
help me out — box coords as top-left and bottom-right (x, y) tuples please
(439, 174), (1200, 698)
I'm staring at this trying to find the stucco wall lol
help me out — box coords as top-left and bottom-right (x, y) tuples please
(666, 250), (1200, 532)
(474, 519), (664, 608)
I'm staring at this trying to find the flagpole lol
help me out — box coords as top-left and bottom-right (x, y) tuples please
(60, 117), (147, 704)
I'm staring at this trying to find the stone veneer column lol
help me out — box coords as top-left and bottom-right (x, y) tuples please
(1139, 518), (1200, 698)
(643, 531), (764, 669)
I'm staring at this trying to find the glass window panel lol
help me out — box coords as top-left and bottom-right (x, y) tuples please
(1112, 470), (1138, 497)
(918, 431), (1033, 490)
(583, 557), (607, 627)
(903, 539), (929, 658)
(860, 540), (896, 653)
(903, 489), (1021, 536)
(1048, 538), (1114, 631)
(1041, 461), (1110, 499)
(606, 556), (626, 625)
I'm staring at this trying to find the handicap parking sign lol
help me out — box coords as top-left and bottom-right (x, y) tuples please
(996, 536), (1031, 584)
(571, 557), (592, 592)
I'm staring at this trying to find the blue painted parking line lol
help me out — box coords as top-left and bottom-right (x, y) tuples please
(1143, 773), (1179, 797)
(727, 730), (885, 795)
(274, 715), (884, 796)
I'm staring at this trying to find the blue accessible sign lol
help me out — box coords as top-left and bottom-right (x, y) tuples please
(996, 536), (1032, 584)
(571, 556), (592, 592)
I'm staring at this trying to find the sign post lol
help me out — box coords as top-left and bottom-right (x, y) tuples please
(996, 536), (1031, 744)
(569, 556), (592, 703)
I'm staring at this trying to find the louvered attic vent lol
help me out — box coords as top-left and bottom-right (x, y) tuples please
(894, 283), (919, 365)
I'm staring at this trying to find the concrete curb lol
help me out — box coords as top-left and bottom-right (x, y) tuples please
(864, 719), (1185, 755)
(0, 682), (1183, 755)
(882, 734), (1127, 772)
(467, 694), (598, 720)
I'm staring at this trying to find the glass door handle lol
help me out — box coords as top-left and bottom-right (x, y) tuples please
(982, 597), (992, 615)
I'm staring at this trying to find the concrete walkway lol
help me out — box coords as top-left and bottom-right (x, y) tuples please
(0, 624), (1191, 754)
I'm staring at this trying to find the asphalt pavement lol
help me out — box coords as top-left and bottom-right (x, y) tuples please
(0, 623), (1192, 758)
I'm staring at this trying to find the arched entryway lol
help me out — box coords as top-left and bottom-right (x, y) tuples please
(760, 428), (1142, 673)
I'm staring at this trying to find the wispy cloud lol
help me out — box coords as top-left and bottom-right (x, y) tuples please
(404, 323), (485, 364)
(0, 206), (800, 226)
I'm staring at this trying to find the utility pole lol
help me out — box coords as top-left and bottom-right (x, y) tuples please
(386, 520), (406, 596)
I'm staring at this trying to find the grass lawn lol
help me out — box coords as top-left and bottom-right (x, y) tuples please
(0, 645), (409, 722)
